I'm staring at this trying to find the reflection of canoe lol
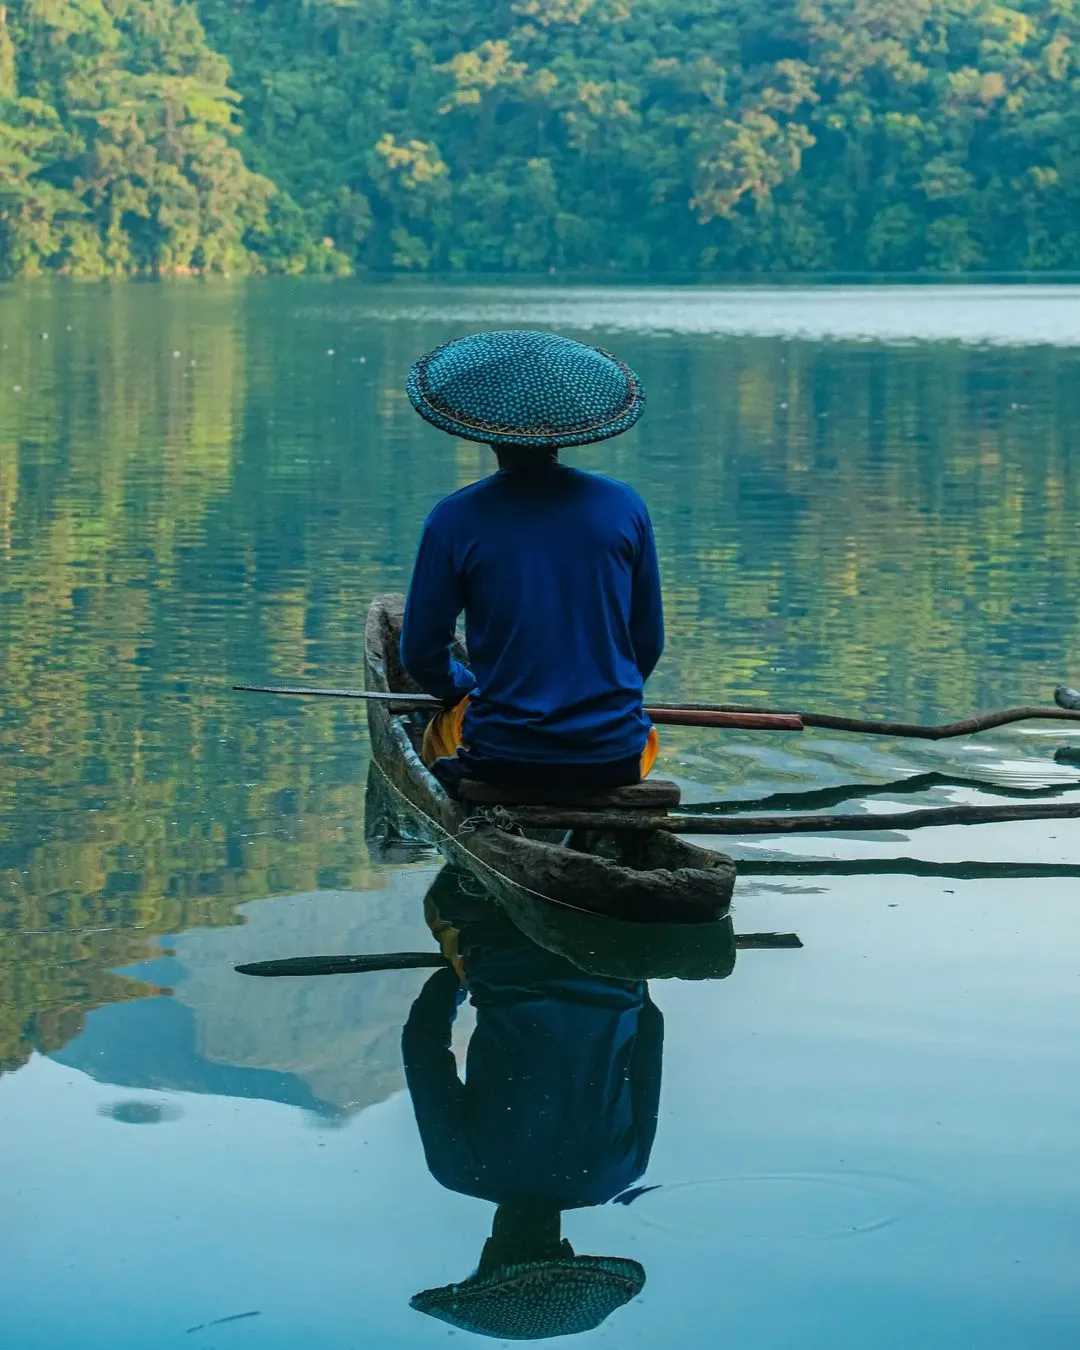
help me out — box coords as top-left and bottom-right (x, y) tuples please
(364, 594), (736, 923)
(235, 866), (798, 984)
(434, 865), (739, 981)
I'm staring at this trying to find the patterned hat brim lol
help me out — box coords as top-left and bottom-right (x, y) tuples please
(406, 339), (646, 449)
(410, 1254), (645, 1340)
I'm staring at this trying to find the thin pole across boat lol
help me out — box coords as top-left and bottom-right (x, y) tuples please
(232, 685), (803, 732)
(233, 683), (1080, 738)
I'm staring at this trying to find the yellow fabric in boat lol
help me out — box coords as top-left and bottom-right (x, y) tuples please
(421, 697), (659, 778)
(423, 894), (467, 986)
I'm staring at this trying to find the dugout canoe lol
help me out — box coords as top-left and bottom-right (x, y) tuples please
(363, 594), (736, 923)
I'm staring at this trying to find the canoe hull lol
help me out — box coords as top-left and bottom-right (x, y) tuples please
(364, 594), (736, 923)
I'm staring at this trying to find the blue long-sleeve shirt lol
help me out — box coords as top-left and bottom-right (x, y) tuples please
(401, 464), (664, 765)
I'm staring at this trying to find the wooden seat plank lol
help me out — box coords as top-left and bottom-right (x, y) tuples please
(457, 778), (682, 809)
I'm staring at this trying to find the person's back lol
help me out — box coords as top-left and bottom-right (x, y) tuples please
(402, 458), (662, 773)
(399, 329), (662, 790)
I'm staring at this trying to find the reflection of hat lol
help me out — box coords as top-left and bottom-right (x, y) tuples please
(411, 1254), (645, 1340)
(407, 330), (646, 448)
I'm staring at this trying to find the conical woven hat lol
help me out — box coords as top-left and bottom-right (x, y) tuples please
(407, 330), (645, 448)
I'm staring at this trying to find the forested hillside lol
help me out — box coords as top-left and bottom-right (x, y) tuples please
(3, 0), (1080, 277)
(0, 0), (274, 276)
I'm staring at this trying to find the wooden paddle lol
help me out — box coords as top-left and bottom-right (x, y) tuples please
(233, 685), (803, 732)
(236, 934), (804, 978)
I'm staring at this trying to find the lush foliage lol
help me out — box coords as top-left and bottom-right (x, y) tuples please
(0, 0), (275, 276)
(4, 0), (1080, 275)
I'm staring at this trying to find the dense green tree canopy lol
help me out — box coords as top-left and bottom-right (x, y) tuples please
(2, 0), (1080, 274)
(0, 0), (274, 276)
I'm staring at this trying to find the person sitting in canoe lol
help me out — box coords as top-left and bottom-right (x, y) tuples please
(401, 329), (662, 795)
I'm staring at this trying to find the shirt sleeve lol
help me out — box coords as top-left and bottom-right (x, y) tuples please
(401, 967), (476, 1190)
(401, 518), (476, 705)
(630, 508), (665, 681)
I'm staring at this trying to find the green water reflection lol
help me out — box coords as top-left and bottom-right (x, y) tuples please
(1, 279), (1080, 1085)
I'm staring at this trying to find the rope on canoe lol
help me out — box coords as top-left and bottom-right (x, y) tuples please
(369, 757), (567, 907)
(464, 805), (525, 837)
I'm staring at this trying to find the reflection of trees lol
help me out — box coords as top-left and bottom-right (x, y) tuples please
(0, 930), (160, 1075)
(613, 337), (1080, 723)
(0, 286), (386, 1074)
(1, 285), (1079, 1074)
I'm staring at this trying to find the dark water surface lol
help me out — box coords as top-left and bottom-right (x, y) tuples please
(1, 282), (1078, 1348)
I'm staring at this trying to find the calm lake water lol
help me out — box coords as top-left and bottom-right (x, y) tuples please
(1, 282), (1079, 1348)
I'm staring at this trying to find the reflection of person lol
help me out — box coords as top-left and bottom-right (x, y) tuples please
(402, 869), (661, 1339)
(399, 330), (663, 797)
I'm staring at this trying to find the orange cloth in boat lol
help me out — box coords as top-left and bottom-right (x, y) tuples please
(422, 697), (659, 779)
